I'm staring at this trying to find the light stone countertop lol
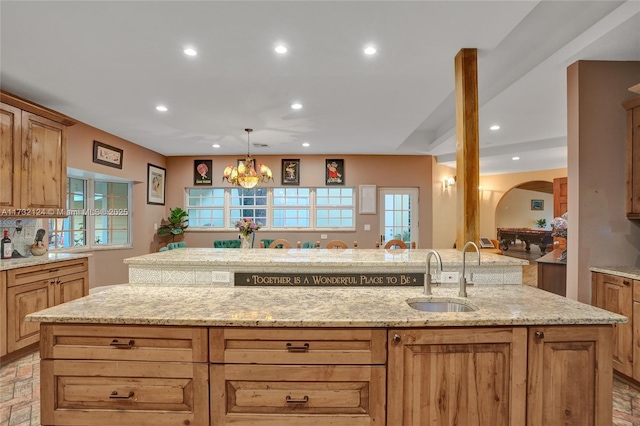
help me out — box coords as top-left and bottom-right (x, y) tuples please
(124, 248), (527, 272)
(26, 284), (625, 328)
(0, 252), (91, 271)
(590, 266), (640, 280)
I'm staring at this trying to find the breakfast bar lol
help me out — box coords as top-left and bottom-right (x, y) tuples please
(28, 283), (624, 425)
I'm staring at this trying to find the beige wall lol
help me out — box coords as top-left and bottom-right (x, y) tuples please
(479, 169), (567, 239)
(567, 60), (640, 302)
(66, 123), (167, 288)
(164, 155), (434, 249)
(496, 189), (554, 230)
(432, 160), (457, 248)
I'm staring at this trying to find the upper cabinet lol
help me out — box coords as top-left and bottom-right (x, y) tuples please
(624, 96), (640, 220)
(0, 91), (76, 216)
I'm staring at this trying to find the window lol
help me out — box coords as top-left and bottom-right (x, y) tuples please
(48, 177), (132, 249)
(186, 186), (354, 231)
(272, 187), (310, 228)
(316, 187), (354, 228)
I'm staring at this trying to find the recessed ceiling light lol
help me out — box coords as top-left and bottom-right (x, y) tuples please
(512, 156), (520, 161)
(364, 46), (377, 55)
(302, 142), (310, 147)
(183, 48), (197, 56)
(490, 125), (500, 130)
(212, 144), (220, 148)
(155, 105), (168, 112)
(275, 45), (287, 54)
(291, 103), (302, 110)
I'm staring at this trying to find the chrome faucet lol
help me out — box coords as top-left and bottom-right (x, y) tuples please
(424, 250), (443, 295)
(459, 241), (480, 297)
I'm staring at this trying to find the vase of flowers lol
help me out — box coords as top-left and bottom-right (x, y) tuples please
(551, 212), (568, 262)
(235, 218), (262, 249)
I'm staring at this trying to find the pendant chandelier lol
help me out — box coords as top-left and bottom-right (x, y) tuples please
(222, 128), (273, 189)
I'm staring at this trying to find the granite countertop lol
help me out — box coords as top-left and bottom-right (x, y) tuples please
(590, 266), (640, 280)
(26, 284), (625, 328)
(0, 252), (91, 271)
(124, 248), (527, 270)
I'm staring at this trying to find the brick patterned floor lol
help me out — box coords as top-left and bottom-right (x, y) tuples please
(2, 350), (640, 425)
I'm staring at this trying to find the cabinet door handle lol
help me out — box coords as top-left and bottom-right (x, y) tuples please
(48, 268), (59, 273)
(393, 334), (402, 343)
(623, 280), (631, 285)
(535, 331), (545, 340)
(109, 391), (134, 399)
(110, 339), (135, 349)
(286, 395), (309, 403)
(286, 343), (309, 352)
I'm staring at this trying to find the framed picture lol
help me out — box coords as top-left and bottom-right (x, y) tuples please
(325, 159), (344, 185)
(531, 199), (544, 210)
(147, 163), (166, 205)
(93, 141), (123, 169)
(281, 159), (300, 185)
(194, 159), (212, 186)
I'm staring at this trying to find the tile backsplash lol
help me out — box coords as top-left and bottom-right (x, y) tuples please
(0, 218), (45, 257)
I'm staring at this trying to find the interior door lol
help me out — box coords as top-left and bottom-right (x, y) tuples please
(378, 188), (418, 247)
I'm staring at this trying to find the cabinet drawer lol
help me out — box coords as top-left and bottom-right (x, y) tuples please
(210, 364), (385, 425)
(210, 328), (386, 365)
(41, 324), (208, 362)
(41, 360), (209, 426)
(8, 258), (87, 287)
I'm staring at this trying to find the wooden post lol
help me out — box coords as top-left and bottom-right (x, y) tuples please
(455, 48), (480, 249)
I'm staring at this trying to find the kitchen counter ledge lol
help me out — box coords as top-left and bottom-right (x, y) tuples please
(26, 284), (625, 327)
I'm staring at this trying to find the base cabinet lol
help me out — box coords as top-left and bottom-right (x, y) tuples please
(592, 271), (636, 380)
(38, 323), (614, 425)
(1, 258), (88, 361)
(526, 326), (612, 426)
(387, 327), (527, 426)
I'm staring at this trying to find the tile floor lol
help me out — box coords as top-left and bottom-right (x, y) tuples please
(1, 350), (640, 425)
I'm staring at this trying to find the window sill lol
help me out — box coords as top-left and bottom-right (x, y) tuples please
(49, 244), (133, 253)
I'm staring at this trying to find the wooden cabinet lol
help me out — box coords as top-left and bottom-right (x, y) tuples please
(40, 324), (209, 426)
(209, 328), (386, 425)
(592, 272), (633, 376)
(387, 327), (528, 425)
(536, 249), (567, 296)
(1, 258), (88, 361)
(623, 96), (640, 219)
(0, 91), (76, 216)
(527, 326), (612, 426)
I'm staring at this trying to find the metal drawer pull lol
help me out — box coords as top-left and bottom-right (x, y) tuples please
(109, 391), (134, 399)
(286, 395), (309, 403)
(286, 343), (309, 352)
(109, 339), (135, 349)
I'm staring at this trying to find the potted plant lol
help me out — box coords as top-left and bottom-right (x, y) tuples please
(158, 207), (189, 242)
(535, 218), (546, 229)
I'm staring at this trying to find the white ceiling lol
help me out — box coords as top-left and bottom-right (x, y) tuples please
(1, 1), (639, 175)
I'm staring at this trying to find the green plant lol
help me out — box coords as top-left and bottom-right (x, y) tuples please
(535, 218), (547, 229)
(158, 207), (189, 241)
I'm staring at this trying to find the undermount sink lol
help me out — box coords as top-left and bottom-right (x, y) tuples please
(407, 299), (477, 313)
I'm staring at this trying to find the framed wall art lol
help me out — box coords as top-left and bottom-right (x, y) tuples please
(93, 140), (123, 169)
(194, 159), (212, 186)
(325, 159), (344, 185)
(359, 185), (377, 214)
(281, 159), (300, 185)
(531, 199), (544, 210)
(147, 163), (166, 205)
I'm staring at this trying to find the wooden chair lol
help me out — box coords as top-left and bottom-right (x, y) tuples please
(383, 239), (407, 249)
(325, 239), (349, 249)
(267, 239), (292, 249)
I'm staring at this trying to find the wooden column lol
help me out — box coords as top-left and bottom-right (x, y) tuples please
(455, 48), (480, 249)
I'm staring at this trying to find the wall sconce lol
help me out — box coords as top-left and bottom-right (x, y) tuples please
(443, 176), (456, 188)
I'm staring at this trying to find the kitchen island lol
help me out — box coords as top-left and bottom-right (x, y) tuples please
(28, 284), (624, 426)
(124, 247), (528, 286)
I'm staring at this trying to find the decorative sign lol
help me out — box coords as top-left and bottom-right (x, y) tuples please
(235, 272), (423, 286)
